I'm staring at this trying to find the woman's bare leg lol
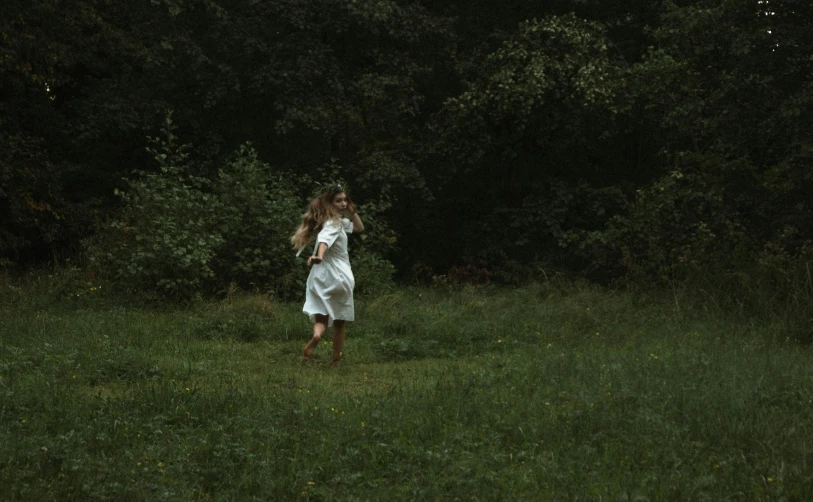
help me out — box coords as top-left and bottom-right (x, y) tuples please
(332, 320), (346, 368)
(303, 314), (328, 361)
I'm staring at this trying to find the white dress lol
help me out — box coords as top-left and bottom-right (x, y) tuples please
(302, 218), (355, 327)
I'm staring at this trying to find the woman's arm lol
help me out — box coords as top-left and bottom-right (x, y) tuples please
(308, 243), (328, 266)
(348, 201), (364, 232)
(350, 212), (364, 233)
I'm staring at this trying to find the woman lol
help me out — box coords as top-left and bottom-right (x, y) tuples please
(291, 183), (364, 367)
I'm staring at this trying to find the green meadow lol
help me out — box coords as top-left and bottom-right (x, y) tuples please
(1, 279), (812, 501)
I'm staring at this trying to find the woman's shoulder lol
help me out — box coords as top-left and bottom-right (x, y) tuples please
(319, 217), (342, 229)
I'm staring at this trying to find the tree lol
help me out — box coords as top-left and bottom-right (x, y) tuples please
(422, 14), (623, 273)
(0, 0), (455, 271)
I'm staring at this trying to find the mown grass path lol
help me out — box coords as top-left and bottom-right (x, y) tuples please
(1, 284), (812, 500)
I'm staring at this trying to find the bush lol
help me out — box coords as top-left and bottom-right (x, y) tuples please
(90, 113), (223, 298)
(211, 144), (303, 298)
(346, 192), (398, 295)
(352, 247), (397, 295)
(579, 161), (747, 281)
(90, 113), (396, 299)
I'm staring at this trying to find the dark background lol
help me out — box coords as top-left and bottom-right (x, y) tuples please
(2, 0), (811, 292)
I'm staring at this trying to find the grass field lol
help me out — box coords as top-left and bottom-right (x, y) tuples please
(1, 278), (812, 500)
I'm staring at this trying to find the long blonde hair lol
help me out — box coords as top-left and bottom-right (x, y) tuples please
(290, 192), (342, 252)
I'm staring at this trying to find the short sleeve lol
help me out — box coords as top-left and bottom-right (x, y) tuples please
(316, 219), (342, 249)
(342, 218), (353, 234)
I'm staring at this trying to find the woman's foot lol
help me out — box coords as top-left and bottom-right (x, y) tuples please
(331, 321), (345, 369)
(304, 318), (328, 362)
(302, 337), (319, 361)
(330, 349), (343, 368)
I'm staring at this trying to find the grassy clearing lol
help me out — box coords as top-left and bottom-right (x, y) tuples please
(1, 279), (812, 500)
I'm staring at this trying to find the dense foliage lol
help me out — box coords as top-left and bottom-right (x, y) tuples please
(88, 114), (395, 298)
(1, 0), (811, 295)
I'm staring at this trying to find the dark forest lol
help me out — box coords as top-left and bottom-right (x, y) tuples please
(2, 0), (811, 300)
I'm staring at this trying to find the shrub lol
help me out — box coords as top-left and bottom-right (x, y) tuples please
(352, 247), (397, 295)
(91, 114), (396, 299)
(211, 143), (304, 298)
(580, 162), (747, 281)
(90, 113), (223, 298)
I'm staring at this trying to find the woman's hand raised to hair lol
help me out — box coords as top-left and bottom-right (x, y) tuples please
(346, 200), (357, 216)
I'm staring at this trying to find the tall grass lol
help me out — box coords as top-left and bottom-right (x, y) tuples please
(1, 274), (812, 500)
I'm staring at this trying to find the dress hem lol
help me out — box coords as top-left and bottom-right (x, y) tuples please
(304, 310), (353, 327)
